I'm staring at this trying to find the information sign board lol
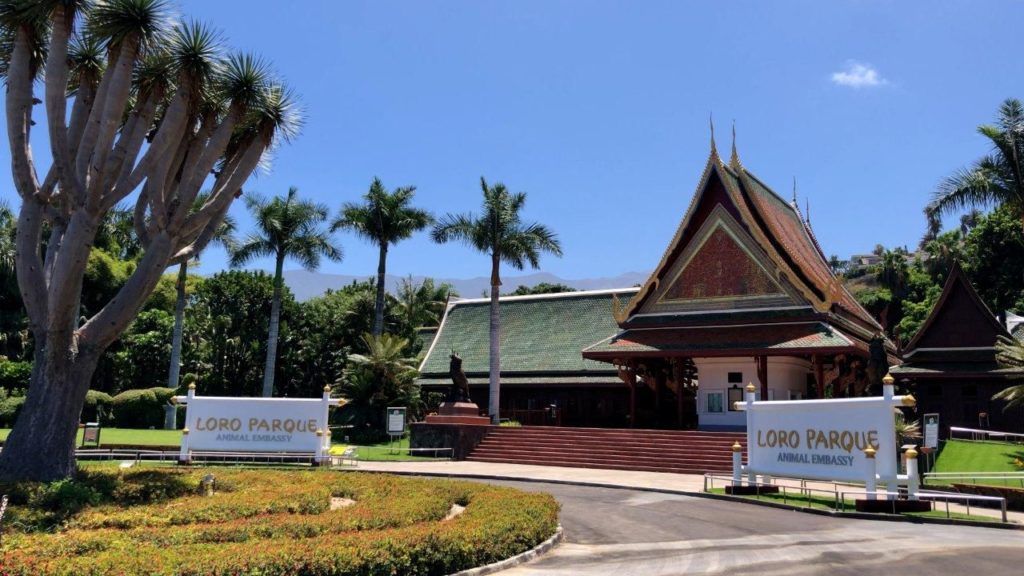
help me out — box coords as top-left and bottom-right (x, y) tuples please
(387, 407), (406, 435)
(923, 413), (939, 449)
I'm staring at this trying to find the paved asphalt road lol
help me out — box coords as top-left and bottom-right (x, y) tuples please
(486, 480), (1024, 576)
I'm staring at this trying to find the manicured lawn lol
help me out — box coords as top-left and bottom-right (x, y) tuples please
(331, 435), (452, 461)
(0, 427), (181, 447)
(928, 439), (1024, 486)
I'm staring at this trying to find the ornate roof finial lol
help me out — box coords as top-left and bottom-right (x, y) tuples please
(805, 197), (811, 225)
(709, 112), (717, 155)
(791, 177), (798, 207)
(729, 120), (741, 168)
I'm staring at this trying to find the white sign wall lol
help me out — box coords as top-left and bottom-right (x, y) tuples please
(176, 387), (340, 460)
(746, 396), (899, 482)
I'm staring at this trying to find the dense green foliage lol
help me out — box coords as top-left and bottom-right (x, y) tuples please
(0, 468), (559, 576)
(110, 388), (178, 429)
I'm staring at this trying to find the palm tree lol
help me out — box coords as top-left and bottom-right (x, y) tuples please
(432, 177), (562, 423)
(993, 335), (1024, 410)
(231, 187), (342, 397)
(332, 178), (433, 336)
(167, 195), (237, 392)
(927, 99), (1024, 232)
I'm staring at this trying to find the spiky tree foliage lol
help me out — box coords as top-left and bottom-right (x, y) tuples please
(432, 178), (562, 423)
(0, 0), (301, 481)
(994, 335), (1024, 411)
(231, 187), (342, 397)
(332, 178), (433, 336)
(927, 99), (1024, 231)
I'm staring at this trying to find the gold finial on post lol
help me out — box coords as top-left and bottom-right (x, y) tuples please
(902, 394), (917, 408)
(745, 382), (756, 393)
(905, 446), (918, 459)
(864, 446), (876, 459)
(882, 373), (895, 386)
(732, 441), (743, 452)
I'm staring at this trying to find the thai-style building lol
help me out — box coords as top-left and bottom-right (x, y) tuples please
(580, 137), (897, 430)
(417, 136), (898, 431)
(891, 263), (1024, 436)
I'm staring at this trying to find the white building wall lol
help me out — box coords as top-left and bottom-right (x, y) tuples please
(694, 356), (811, 430)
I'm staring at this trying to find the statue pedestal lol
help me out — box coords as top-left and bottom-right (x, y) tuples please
(425, 401), (490, 425)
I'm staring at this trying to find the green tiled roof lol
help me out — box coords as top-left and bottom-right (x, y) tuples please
(419, 289), (637, 377)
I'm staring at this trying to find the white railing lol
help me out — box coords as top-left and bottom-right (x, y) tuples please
(704, 473), (1010, 523)
(924, 471), (1024, 488)
(949, 427), (1024, 443)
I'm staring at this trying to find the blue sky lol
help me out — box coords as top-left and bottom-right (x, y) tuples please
(4, 1), (1024, 282)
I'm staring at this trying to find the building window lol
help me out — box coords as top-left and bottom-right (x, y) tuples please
(727, 386), (743, 411)
(707, 392), (724, 413)
(728, 372), (743, 384)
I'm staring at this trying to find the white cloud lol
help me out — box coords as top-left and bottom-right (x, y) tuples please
(830, 61), (886, 88)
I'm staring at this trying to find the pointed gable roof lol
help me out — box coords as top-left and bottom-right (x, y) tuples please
(903, 262), (1011, 354)
(616, 144), (882, 341)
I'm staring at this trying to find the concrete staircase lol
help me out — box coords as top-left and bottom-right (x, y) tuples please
(466, 426), (746, 474)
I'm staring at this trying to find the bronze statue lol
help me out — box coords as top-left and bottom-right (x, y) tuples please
(449, 353), (471, 403)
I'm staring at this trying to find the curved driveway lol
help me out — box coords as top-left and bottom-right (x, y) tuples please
(489, 480), (1024, 576)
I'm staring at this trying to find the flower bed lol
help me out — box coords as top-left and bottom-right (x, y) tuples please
(0, 468), (559, 575)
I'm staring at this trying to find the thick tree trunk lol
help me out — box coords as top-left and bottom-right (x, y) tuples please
(0, 346), (98, 482)
(488, 255), (501, 425)
(261, 255), (285, 397)
(373, 243), (388, 336)
(167, 261), (188, 390)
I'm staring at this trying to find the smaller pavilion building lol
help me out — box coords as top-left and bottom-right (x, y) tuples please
(891, 263), (1024, 435)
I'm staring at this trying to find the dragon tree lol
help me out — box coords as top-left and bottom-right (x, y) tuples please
(0, 0), (301, 481)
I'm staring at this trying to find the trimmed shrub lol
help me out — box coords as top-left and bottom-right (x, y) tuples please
(0, 469), (559, 575)
(0, 360), (31, 391)
(0, 388), (26, 428)
(110, 387), (177, 428)
(82, 390), (115, 426)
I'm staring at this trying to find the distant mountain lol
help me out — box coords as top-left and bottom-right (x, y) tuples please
(282, 269), (648, 301)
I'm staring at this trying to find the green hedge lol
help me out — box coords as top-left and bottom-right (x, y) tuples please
(0, 389), (26, 427)
(110, 387), (176, 428)
(0, 360), (31, 391)
(82, 390), (115, 426)
(0, 469), (559, 575)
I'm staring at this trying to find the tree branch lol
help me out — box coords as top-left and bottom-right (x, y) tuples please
(6, 25), (41, 200)
(117, 79), (193, 195)
(44, 6), (83, 202)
